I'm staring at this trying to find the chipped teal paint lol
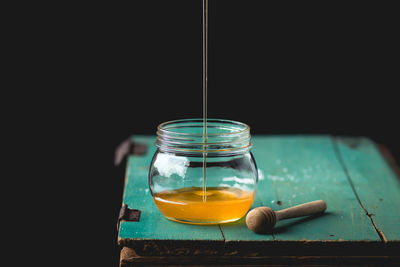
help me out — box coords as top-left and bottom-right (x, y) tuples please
(118, 135), (400, 243)
(253, 136), (378, 241)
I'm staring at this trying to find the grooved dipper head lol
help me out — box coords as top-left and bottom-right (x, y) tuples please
(246, 207), (277, 234)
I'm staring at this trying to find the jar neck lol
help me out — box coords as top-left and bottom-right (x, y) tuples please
(156, 119), (251, 157)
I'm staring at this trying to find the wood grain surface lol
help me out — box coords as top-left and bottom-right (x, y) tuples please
(118, 135), (400, 264)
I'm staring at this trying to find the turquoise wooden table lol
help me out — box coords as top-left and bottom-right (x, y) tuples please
(117, 135), (400, 266)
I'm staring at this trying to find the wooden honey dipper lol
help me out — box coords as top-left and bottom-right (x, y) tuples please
(246, 200), (327, 234)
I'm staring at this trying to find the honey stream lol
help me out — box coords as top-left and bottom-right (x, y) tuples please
(202, 0), (208, 202)
(152, 0), (254, 224)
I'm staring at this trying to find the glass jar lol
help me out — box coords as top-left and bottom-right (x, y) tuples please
(149, 119), (258, 225)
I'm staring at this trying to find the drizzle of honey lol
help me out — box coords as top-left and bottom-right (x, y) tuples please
(153, 187), (255, 224)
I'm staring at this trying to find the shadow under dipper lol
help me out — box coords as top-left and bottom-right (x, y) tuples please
(269, 212), (333, 234)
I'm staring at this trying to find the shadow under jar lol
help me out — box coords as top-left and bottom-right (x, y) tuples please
(149, 119), (258, 225)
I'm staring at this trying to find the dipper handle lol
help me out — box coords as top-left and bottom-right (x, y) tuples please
(275, 200), (326, 221)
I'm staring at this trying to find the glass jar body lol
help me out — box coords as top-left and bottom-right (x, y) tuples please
(149, 147), (258, 224)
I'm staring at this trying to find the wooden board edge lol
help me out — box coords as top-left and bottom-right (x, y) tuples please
(117, 156), (134, 241)
(119, 239), (400, 258)
(120, 246), (400, 266)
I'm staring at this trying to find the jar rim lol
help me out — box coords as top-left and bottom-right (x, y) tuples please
(156, 118), (251, 156)
(157, 118), (250, 137)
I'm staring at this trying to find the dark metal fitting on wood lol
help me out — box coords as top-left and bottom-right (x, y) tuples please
(117, 204), (141, 231)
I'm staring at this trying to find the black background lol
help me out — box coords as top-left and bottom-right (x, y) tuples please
(7, 1), (399, 265)
(98, 1), (399, 156)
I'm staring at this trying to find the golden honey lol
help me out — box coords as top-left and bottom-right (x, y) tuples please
(153, 186), (255, 224)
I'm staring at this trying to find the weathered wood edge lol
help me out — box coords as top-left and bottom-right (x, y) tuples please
(120, 246), (400, 266)
(119, 238), (400, 257)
